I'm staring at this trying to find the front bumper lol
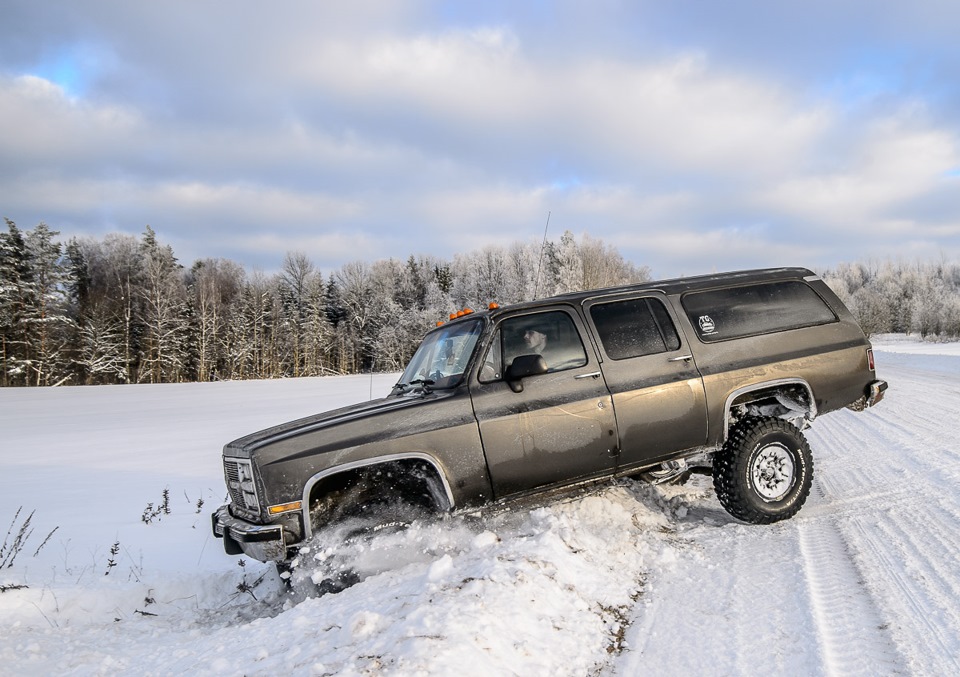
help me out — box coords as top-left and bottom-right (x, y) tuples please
(211, 505), (288, 562)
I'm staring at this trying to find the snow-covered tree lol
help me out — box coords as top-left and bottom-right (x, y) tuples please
(552, 230), (584, 295)
(138, 227), (189, 383)
(0, 219), (34, 386)
(277, 251), (317, 377)
(301, 272), (334, 376)
(77, 300), (129, 383)
(23, 223), (75, 386)
(188, 259), (235, 381)
(336, 261), (376, 372)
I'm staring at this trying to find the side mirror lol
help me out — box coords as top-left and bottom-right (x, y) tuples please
(505, 354), (547, 393)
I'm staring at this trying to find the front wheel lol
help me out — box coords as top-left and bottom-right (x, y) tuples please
(713, 417), (813, 524)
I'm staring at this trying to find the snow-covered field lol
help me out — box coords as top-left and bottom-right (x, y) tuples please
(2, 336), (959, 676)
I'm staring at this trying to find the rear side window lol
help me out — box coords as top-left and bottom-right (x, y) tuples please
(682, 281), (837, 343)
(590, 297), (682, 360)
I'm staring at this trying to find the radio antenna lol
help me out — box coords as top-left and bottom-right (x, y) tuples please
(533, 211), (551, 300)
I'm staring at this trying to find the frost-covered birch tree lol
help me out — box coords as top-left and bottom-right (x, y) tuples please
(188, 258), (244, 381)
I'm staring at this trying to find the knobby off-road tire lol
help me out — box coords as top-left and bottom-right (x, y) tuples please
(713, 417), (814, 524)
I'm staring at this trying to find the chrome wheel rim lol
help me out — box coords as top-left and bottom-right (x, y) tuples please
(750, 443), (795, 501)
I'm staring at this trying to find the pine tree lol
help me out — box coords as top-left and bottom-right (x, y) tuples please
(0, 219), (35, 386)
(278, 251), (316, 377)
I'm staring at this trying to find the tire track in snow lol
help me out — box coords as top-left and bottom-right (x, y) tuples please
(843, 500), (960, 675)
(796, 512), (907, 676)
(802, 355), (960, 675)
(606, 512), (837, 677)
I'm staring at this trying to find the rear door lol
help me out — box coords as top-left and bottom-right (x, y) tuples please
(583, 293), (708, 471)
(470, 306), (620, 498)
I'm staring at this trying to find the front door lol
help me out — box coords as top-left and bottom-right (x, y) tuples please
(470, 307), (619, 498)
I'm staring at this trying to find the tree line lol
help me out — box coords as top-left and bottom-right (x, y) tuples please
(820, 259), (960, 339)
(0, 219), (648, 386)
(4, 218), (959, 388)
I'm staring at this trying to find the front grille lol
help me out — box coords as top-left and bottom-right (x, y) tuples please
(225, 460), (242, 506)
(224, 458), (260, 512)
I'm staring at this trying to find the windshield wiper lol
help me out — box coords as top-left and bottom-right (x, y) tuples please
(394, 378), (435, 394)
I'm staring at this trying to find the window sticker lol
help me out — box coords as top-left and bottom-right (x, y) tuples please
(698, 315), (717, 335)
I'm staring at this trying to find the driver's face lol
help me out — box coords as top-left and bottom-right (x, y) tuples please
(523, 329), (545, 347)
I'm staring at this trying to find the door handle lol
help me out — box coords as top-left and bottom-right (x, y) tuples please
(575, 371), (602, 380)
(668, 354), (693, 362)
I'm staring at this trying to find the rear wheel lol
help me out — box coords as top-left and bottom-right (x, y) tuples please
(713, 417), (813, 524)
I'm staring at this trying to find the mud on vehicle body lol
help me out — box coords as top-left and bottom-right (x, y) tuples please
(213, 267), (888, 563)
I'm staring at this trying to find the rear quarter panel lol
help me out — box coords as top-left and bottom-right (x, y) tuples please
(669, 286), (874, 446)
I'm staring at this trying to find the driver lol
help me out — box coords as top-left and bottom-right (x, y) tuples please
(523, 328), (547, 355)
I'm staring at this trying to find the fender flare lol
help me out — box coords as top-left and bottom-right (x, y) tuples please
(722, 378), (817, 443)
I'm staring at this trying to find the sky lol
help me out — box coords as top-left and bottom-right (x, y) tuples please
(2, 1), (959, 278)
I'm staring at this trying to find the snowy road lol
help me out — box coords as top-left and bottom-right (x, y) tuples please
(2, 340), (959, 675)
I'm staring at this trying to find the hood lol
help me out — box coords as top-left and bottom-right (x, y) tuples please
(222, 390), (455, 458)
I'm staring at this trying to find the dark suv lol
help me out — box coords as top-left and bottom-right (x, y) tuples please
(213, 267), (887, 562)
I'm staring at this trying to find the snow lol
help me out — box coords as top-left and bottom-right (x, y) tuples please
(3, 337), (960, 675)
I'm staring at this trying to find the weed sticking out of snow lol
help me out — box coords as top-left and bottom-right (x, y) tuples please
(0, 507), (58, 572)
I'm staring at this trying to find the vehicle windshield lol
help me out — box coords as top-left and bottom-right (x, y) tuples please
(394, 318), (484, 393)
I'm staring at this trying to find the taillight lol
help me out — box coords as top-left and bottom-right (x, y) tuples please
(867, 348), (876, 371)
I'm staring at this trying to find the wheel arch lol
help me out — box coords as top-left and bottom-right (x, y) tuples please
(722, 378), (818, 443)
(300, 452), (455, 540)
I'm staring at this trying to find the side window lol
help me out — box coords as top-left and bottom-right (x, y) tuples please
(480, 310), (587, 381)
(590, 297), (681, 360)
(682, 280), (837, 343)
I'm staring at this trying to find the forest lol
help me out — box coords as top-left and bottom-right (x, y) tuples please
(2, 218), (959, 387)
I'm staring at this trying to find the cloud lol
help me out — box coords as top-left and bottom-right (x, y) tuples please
(2, 2), (960, 278)
(760, 108), (959, 231)
(233, 230), (389, 271)
(285, 31), (832, 181)
(0, 75), (142, 173)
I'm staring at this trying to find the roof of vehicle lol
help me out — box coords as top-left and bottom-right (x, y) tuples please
(442, 267), (818, 325)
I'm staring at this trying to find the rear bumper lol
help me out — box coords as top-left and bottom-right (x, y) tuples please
(866, 379), (888, 407)
(211, 505), (288, 562)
